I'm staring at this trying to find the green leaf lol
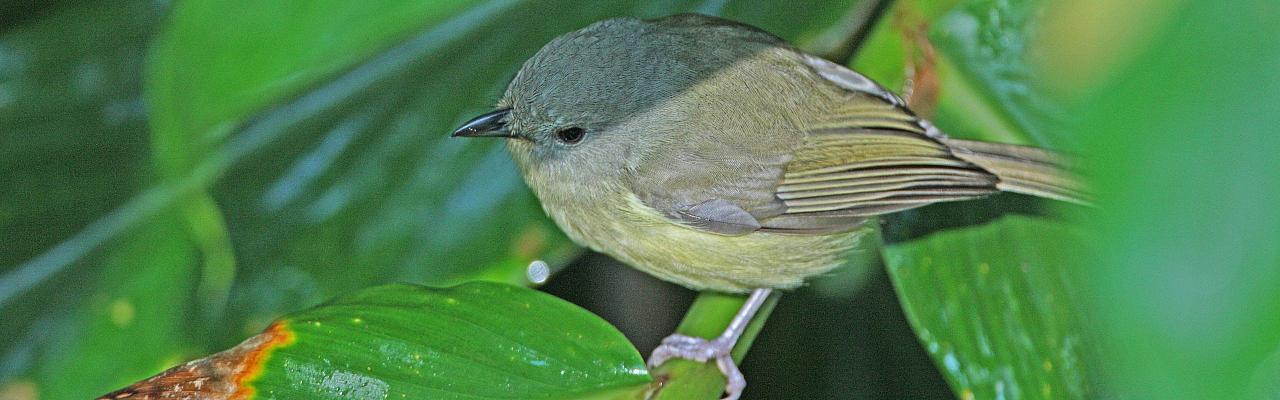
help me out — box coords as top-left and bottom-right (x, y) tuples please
(147, 0), (490, 176)
(100, 282), (653, 399)
(0, 0), (161, 309)
(883, 209), (1090, 399)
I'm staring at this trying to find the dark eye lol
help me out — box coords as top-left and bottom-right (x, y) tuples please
(555, 127), (585, 144)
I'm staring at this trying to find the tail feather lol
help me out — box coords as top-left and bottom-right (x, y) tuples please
(943, 138), (1091, 205)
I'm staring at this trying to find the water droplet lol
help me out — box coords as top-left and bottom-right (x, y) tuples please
(526, 260), (550, 284)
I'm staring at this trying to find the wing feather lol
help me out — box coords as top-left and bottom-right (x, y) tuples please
(770, 126), (999, 225)
(757, 55), (1003, 233)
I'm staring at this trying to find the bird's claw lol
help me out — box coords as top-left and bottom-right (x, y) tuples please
(648, 334), (746, 400)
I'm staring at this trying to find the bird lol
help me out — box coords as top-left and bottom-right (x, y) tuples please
(452, 13), (1084, 399)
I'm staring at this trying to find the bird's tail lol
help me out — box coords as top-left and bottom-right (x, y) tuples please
(943, 138), (1091, 205)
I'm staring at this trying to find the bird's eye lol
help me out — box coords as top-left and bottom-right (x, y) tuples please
(555, 127), (585, 144)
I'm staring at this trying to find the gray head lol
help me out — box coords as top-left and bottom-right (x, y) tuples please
(451, 14), (785, 199)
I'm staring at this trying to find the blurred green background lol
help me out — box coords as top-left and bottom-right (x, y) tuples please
(1, 0), (1277, 399)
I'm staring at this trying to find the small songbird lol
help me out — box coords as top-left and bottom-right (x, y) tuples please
(453, 14), (1083, 399)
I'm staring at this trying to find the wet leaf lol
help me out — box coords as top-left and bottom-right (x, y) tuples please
(100, 282), (653, 399)
(883, 210), (1091, 399)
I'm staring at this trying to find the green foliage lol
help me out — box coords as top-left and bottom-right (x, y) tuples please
(148, 1), (488, 176)
(930, 0), (1063, 147)
(873, 1), (1280, 399)
(256, 282), (651, 399)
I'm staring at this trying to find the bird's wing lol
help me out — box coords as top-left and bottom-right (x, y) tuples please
(627, 55), (1001, 237)
(762, 55), (1000, 233)
(626, 127), (795, 236)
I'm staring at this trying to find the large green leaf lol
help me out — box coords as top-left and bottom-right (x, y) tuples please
(145, 1), (581, 344)
(99, 281), (653, 399)
(148, 1), (488, 176)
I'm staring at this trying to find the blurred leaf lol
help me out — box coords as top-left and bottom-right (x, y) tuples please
(850, 0), (957, 94)
(101, 282), (653, 399)
(0, 0), (159, 300)
(852, 0), (1063, 147)
(929, 0), (1066, 147)
(147, 0), (488, 176)
(1060, 1), (1280, 398)
(37, 213), (200, 399)
(863, 1), (1096, 398)
(0, 2), (190, 398)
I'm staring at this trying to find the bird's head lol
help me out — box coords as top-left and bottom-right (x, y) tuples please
(451, 14), (784, 202)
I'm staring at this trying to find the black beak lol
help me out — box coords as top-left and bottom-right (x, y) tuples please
(451, 108), (513, 138)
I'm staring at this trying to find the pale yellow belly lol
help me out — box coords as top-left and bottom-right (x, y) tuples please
(548, 193), (866, 292)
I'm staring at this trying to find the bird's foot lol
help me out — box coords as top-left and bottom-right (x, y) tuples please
(647, 288), (771, 400)
(648, 334), (745, 400)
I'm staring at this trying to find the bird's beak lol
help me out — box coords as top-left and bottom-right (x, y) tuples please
(451, 108), (514, 138)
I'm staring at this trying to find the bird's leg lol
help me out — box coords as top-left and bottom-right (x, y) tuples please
(648, 288), (773, 400)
